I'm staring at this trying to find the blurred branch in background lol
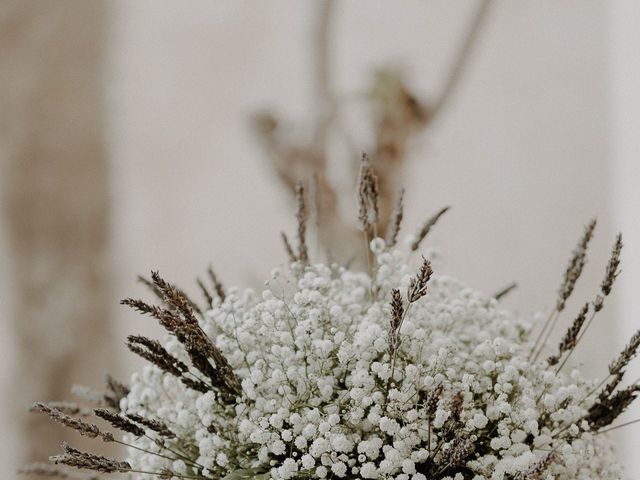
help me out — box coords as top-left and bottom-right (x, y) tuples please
(253, 0), (492, 264)
(0, 0), (114, 467)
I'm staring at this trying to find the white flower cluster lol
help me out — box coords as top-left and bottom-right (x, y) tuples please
(121, 239), (622, 480)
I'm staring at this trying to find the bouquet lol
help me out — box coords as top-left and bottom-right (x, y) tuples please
(23, 158), (639, 480)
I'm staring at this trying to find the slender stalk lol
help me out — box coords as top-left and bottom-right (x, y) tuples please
(529, 310), (558, 362)
(595, 418), (640, 435)
(555, 311), (597, 374)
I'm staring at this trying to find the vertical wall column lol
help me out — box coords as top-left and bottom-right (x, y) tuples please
(0, 0), (113, 470)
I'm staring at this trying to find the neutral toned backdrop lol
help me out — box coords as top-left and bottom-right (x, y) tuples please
(1, 0), (639, 475)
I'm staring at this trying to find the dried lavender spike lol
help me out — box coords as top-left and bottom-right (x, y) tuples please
(104, 374), (129, 410)
(126, 335), (188, 377)
(388, 288), (404, 354)
(207, 265), (226, 302)
(126, 413), (175, 438)
(439, 435), (475, 468)
(407, 256), (433, 303)
(357, 153), (379, 233)
(136, 274), (164, 301)
(556, 219), (597, 312)
(493, 282), (518, 301)
(295, 181), (309, 265)
(599, 373), (624, 402)
(389, 288), (404, 331)
(94, 408), (144, 437)
(50, 443), (131, 474)
(450, 391), (464, 423)
(410, 206), (450, 252)
(197, 277), (214, 309)
(609, 329), (640, 376)
(120, 297), (159, 316)
(150, 271), (198, 324)
(425, 383), (444, 418)
(548, 302), (589, 366)
(30, 401), (92, 417)
(587, 384), (640, 430)
(176, 286), (203, 316)
(385, 188), (405, 248)
(32, 403), (105, 440)
(594, 233), (623, 312)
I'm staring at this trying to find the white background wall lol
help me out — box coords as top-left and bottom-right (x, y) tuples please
(2, 0), (640, 475)
(611, 0), (640, 473)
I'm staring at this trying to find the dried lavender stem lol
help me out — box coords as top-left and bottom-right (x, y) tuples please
(594, 418), (640, 435)
(533, 310), (560, 362)
(127, 469), (207, 480)
(112, 438), (185, 467)
(528, 309), (559, 361)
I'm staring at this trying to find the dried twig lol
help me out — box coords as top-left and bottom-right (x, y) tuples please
(410, 206), (450, 252)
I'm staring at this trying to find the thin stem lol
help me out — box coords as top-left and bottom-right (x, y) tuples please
(127, 469), (208, 480)
(577, 374), (612, 406)
(112, 439), (180, 465)
(533, 310), (560, 362)
(575, 310), (598, 345)
(529, 310), (558, 361)
(555, 311), (597, 375)
(147, 434), (206, 470)
(595, 418), (640, 435)
(387, 304), (413, 397)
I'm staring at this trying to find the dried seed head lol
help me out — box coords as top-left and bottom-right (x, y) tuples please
(126, 335), (188, 378)
(587, 384), (640, 430)
(440, 435), (475, 467)
(295, 181), (309, 265)
(136, 274), (164, 301)
(357, 154), (379, 234)
(104, 374), (129, 410)
(385, 188), (405, 248)
(450, 391), (464, 423)
(408, 256), (433, 303)
(389, 288), (404, 331)
(594, 233), (623, 312)
(388, 288), (404, 354)
(609, 329), (640, 376)
(126, 413), (175, 438)
(94, 408), (145, 437)
(548, 303), (589, 365)
(30, 401), (91, 417)
(411, 206), (450, 252)
(207, 265), (226, 302)
(31, 403), (106, 441)
(197, 277), (214, 309)
(425, 383), (444, 418)
(556, 219), (597, 312)
(50, 443), (131, 474)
